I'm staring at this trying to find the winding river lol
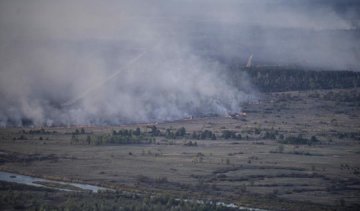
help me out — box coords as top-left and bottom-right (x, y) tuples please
(0, 171), (108, 192)
(0, 171), (269, 211)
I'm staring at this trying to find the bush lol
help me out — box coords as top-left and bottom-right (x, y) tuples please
(279, 135), (319, 145)
(221, 130), (241, 140)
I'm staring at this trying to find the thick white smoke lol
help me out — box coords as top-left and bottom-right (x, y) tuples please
(0, 0), (254, 126)
(0, 0), (358, 126)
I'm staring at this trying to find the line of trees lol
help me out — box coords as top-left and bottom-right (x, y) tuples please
(71, 126), (246, 145)
(229, 67), (360, 92)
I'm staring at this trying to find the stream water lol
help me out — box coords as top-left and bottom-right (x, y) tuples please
(0, 171), (269, 210)
(0, 171), (108, 192)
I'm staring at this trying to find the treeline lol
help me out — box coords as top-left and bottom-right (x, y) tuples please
(279, 135), (319, 145)
(131, 126), (242, 141)
(71, 126), (244, 145)
(21, 129), (57, 134)
(230, 67), (360, 92)
(71, 135), (155, 145)
(71, 133), (154, 146)
(156, 127), (242, 141)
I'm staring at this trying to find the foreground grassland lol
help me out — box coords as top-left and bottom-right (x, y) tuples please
(1, 88), (360, 210)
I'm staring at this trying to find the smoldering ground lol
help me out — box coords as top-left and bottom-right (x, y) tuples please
(0, 0), (359, 126)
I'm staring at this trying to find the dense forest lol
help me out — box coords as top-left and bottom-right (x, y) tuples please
(229, 67), (360, 92)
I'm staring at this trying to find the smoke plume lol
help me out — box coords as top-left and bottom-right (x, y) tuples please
(0, 0), (358, 126)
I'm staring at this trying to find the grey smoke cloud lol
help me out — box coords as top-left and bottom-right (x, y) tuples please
(0, 0), (358, 126)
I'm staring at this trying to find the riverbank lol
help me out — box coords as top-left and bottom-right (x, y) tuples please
(0, 171), (109, 192)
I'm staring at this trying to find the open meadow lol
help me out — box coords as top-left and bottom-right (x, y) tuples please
(1, 88), (359, 210)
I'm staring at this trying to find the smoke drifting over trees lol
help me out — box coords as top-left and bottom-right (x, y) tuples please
(0, 0), (359, 126)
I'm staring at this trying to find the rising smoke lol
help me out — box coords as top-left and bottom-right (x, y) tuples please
(0, 0), (359, 126)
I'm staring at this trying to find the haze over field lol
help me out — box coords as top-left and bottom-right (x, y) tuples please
(0, 0), (359, 126)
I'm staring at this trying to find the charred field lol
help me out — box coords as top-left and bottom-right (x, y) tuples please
(1, 73), (360, 210)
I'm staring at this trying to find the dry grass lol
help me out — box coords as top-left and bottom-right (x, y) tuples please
(0, 88), (360, 210)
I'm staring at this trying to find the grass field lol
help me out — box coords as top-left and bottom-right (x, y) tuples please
(1, 88), (360, 210)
